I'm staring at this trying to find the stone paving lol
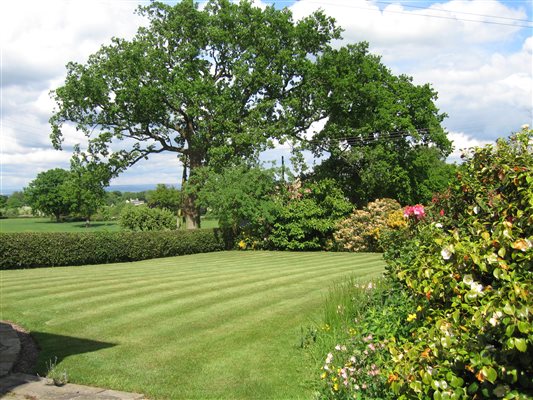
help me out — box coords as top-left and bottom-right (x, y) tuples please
(0, 322), (147, 400)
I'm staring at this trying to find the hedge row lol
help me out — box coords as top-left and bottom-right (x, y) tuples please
(0, 229), (229, 269)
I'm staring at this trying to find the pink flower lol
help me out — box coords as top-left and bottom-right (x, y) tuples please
(367, 343), (376, 351)
(403, 204), (425, 220)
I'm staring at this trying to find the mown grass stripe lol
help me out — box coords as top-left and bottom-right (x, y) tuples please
(2, 251), (385, 400)
(42, 258), (384, 330)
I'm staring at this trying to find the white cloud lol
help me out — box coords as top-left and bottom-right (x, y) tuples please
(1, 0), (531, 192)
(447, 131), (494, 162)
(290, 0), (532, 140)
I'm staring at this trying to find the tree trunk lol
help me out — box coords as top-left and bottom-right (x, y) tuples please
(183, 194), (201, 229)
(181, 150), (202, 229)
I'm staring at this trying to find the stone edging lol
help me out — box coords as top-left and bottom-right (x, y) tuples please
(0, 322), (21, 377)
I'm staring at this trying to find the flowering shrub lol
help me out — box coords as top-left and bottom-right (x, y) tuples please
(269, 179), (352, 250)
(384, 129), (533, 399)
(334, 198), (405, 252)
(403, 204), (425, 220)
(314, 279), (415, 400)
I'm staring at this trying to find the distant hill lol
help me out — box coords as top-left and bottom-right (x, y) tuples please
(106, 183), (181, 193)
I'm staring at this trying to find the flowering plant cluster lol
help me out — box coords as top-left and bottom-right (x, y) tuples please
(402, 204), (425, 220)
(384, 129), (533, 399)
(333, 198), (405, 252)
(313, 279), (415, 400)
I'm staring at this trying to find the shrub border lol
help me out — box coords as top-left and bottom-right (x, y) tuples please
(0, 229), (231, 269)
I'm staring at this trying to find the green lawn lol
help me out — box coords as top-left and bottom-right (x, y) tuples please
(0, 217), (120, 232)
(1, 251), (385, 399)
(0, 217), (218, 232)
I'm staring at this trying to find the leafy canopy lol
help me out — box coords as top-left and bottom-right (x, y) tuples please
(24, 168), (73, 221)
(49, 0), (341, 228)
(307, 43), (453, 206)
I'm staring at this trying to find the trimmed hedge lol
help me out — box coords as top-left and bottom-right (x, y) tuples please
(0, 229), (229, 269)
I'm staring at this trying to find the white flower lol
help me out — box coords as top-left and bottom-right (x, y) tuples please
(471, 282), (484, 294)
(435, 223), (443, 228)
(325, 352), (333, 364)
(521, 124), (530, 130)
(463, 275), (474, 285)
(473, 206), (480, 214)
(441, 247), (453, 260)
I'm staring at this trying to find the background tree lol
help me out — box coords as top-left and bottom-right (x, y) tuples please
(307, 43), (453, 206)
(50, 0), (341, 228)
(6, 191), (27, 210)
(24, 168), (72, 222)
(147, 184), (182, 213)
(195, 165), (279, 238)
(62, 157), (110, 226)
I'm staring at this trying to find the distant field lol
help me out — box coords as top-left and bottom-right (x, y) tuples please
(2, 251), (385, 399)
(0, 217), (120, 232)
(0, 217), (218, 232)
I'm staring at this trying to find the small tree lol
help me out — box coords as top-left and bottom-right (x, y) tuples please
(62, 158), (110, 226)
(195, 165), (279, 239)
(24, 168), (73, 222)
(147, 184), (182, 213)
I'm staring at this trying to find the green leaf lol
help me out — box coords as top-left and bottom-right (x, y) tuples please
(514, 338), (527, 352)
(518, 321), (530, 334)
(484, 367), (497, 383)
(503, 303), (515, 315)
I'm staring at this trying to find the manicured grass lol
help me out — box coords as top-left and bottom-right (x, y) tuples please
(0, 217), (120, 232)
(0, 217), (218, 232)
(1, 251), (385, 399)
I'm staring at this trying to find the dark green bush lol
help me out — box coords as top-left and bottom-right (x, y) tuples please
(119, 205), (177, 231)
(0, 229), (228, 269)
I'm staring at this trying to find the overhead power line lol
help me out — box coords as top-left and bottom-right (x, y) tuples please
(264, 0), (532, 28)
(372, 0), (532, 23)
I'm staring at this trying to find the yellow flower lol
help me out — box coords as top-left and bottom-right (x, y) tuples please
(407, 313), (417, 322)
(238, 240), (246, 249)
(416, 305), (423, 312)
(320, 372), (327, 379)
(333, 383), (339, 391)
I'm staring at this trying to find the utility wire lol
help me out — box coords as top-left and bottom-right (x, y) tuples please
(291, 0), (532, 28)
(264, 0), (532, 28)
(372, 0), (532, 23)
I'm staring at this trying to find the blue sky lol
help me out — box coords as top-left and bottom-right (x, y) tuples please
(1, 0), (532, 193)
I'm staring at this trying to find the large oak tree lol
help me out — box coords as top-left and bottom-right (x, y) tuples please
(306, 43), (454, 206)
(50, 0), (340, 228)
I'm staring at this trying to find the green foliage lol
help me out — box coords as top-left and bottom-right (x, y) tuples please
(119, 205), (177, 231)
(195, 165), (278, 238)
(24, 168), (73, 221)
(384, 129), (533, 399)
(6, 191), (26, 209)
(147, 184), (182, 213)
(63, 158), (110, 224)
(49, 0), (341, 227)
(334, 198), (404, 252)
(310, 278), (414, 400)
(269, 179), (352, 250)
(304, 42), (453, 206)
(0, 229), (227, 269)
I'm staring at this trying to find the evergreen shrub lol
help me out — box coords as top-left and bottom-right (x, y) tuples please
(0, 229), (227, 269)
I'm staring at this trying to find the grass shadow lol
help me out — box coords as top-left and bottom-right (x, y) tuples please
(0, 331), (117, 395)
(32, 331), (117, 373)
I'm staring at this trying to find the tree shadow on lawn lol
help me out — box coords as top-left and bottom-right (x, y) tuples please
(0, 330), (116, 395)
(32, 331), (117, 372)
